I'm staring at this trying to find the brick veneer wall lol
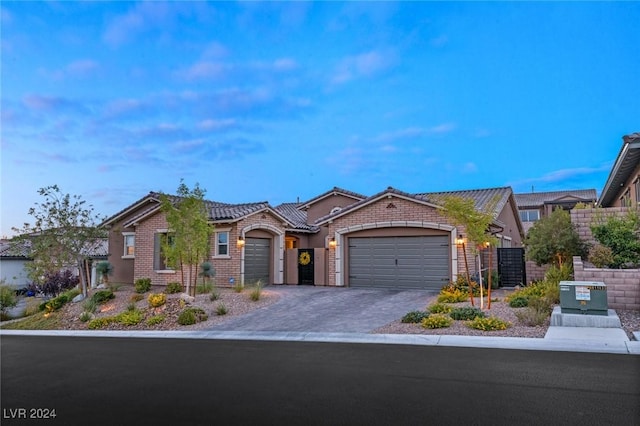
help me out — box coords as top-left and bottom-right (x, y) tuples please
(325, 195), (469, 287)
(573, 256), (640, 311)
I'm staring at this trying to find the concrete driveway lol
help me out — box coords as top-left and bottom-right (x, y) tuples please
(209, 285), (436, 333)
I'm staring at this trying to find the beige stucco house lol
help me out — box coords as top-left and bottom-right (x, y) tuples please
(101, 186), (524, 291)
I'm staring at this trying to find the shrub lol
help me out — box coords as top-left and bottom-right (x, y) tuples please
(91, 290), (115, 304)
(590, 209), (640, 268)
(129, 294), (144, 303)
(178, 307), (208, 325)
(215, 303), (228, 316)
(588, 244), (615, 268)
(466, 316), (510, 331)
(209, 291), (220, 301)
(28, 270), (80, 297)
(87, 317), (116, 329)
(527, 296), (554, 315)
(147, 293), (167, 308)
(233, 282), (244, 293)
(482, 269), (500, 289)
(146, 314), (166, 326)
(108, 282), (124, 292)
(249, 282), (262, 301)
(79, 312), (93, 323)
(401, 310), (430, 323)
(166, 282), (183, 294)
(515, 307), (550, 326)
(544, 263), (573, 285)
(126, 303), (136, 311)
(421, 314), (453, 329)
(116, 309), (144, 326)
(0, 285), (18, 317)
(134, 278), (152, 294)
(508, 296), (529, 308)
(441, 276), (480, 296)
(437, 289), (468, 303)
(196, 282), (214, 294)
(95, 261), (113, 284)
(83, 298), (98, 314)
(43, 290), (79, 313)
(428, 303), (453, 314)
(450, 307), (485, 321)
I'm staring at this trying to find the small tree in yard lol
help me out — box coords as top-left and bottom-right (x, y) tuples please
(525, 208), (586, 268)
(11, 185), (106, 299)
(436, 195), (500, 309)
(159, 180), (213, 297)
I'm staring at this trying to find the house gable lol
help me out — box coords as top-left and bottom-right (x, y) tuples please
(299, 187), (366, 223)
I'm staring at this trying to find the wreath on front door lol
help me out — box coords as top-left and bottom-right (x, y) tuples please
(299, 252), (311, 265)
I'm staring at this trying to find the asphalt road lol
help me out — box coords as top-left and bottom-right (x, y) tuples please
(1, 335), (639, 426)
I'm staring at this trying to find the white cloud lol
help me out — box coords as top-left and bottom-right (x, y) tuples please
(331, 50), (395, 85)
(178, 61), (227, 81)
(428, 122), (456, 134)
(197, 119), (237, 131)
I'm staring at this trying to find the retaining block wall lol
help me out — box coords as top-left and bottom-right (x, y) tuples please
(573, 256), (640, 311)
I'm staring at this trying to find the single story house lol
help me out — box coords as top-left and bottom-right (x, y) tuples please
(102, 185), (525, 290)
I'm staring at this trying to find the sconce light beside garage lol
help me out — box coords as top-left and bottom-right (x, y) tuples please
(237, 236), (245, 248)
(455, 234), (466, 246)
(329, 237), (337, 249)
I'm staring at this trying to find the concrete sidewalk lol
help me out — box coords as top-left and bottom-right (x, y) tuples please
(3, 328), (639, 355)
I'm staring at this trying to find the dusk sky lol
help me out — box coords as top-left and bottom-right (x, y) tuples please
(2, 2), (639, 237)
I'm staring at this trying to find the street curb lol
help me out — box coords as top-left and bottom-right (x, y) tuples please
(1, 329), (638, 355)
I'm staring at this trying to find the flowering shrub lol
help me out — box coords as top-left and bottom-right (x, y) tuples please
(428, 303), (453, 314)
(437, 289), (467, 303)
(466, 316), (510, 331)
(147, 293), (166, 308)
(421, 314), (453, 329)
(87, 316), (116, 329)
(116, 309), (144, 326)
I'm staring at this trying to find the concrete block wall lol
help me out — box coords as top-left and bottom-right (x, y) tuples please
(570, 207), (631, 247)
(526, 261), (548, 283)
(573, 256), (640, 311)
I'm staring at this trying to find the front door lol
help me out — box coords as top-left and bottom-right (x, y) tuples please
(298, 249), (314, 285)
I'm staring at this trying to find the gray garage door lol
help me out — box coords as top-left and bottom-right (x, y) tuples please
(349, 236), (450, 290)
(245, 238), (270, 285)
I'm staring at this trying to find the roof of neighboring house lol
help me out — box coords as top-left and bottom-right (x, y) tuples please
(514, 189), (597, 209)
(415, 186), (513, 219)
(275, 203), (318, 232)
(298, 186), (366, 210)
(598, 132), (640, 207)
(0, 237), (108, 259)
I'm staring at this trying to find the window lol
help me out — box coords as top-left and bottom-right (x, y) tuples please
(154, 232), (175, 271)
(620, 188), (631, 207)
(635, 177), (640, 205)
(122, 233), (135, 257)
(215, 231), (229, 257)
(519, 210), (540, 222)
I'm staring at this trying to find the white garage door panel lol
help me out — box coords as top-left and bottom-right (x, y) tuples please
(349, 236), (450, 290)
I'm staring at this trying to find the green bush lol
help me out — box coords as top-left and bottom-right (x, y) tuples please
(0, 285), (18, 316)
(166, 282), (183, 294)
(116, 309), (144, 326)
(421, 314), (453, 329)
(43, 289), (79, 313)
(83, 298), (98, 314)
(466, 316), (510, 331)
(441, 276), (481, 296)
(508, 296), (529, 308)
(87, 317), (116, 329)
(126, 303), (136, 311)
(450, 307), (485, 321)
(590, 209), (640, 268)
(147, 293), (166, 308)
(215, 303), (228, 316)
(210, 290), (220, 301)
(91, 290), (115, 304)
(437, 289), (468, 303)
(544, 263), (573, 285)
(146, 314), (166, 326)
(588, 244), (615, 268)
(428, 303), (453, 314)
(79, 311), (92, 323)
(401, 310), (430, 323)
(233, 282), (244, 293)
(178, 307), (208, 325)
(249, 282), (262, 301)
(134, 278), (152, 294)
(196, 282), (214, 294)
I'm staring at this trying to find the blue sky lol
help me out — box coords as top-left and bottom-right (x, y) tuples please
(2, 2), (639, 237)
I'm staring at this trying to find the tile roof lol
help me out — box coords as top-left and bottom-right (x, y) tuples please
(209, 202), (271, 221)
(0, 237), (108, 259)
(298, 186), (366, 209)
(514, 189), (597, 208)
(415, 186), (513, 218)
(275, 203), (318, 232)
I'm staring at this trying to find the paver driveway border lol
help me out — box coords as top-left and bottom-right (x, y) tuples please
(208, 285), (436, 333)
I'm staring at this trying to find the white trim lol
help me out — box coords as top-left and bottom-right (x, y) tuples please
(155, 270), (177, 274)
(214, 230), (230, 258)
(334, 221), (458, 287)
(122, 232), (135, 258)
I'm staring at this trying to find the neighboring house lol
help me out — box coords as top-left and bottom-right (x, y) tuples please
(597, 132), (640, 208)
(102, 186), (525, 290)
(514, 189), (597, 234)
(0, 237), (108, 289)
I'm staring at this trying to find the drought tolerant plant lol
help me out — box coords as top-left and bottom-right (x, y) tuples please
(588, 244), (615, 268)
(215, 303), (228, 316)
(146, 314), (166, 326)
(134, 278), (151, 294)
(27, 270), (80, 297)
(233, 281), (244, 293)
(196, 282), (214, 294)
(116, 309), (144, 326)
(525, 208), (586, 268)
(428, 303), (453, 314)
(166, 282), (183, 294)
(147, 293), (167, 308)
(450, 307), (485, 321)
(95, 261), (113, 285)
(90, 289), (115, 304)
(437, 288), (468, 303)
(421, 314), (453, 329)
(508, 296), (529, 308)
(0, 284), (18, 320)
(516, 296), (553, 327)
(466, 316), (510, 331)
(79, 311), (92, 323)
(209, 289), (220, 301)
(249, 281), (262, 301)
(401, 311), (430, 323)
(83, 298), (98, 314)
(590, 208), (640, 268)
(129, 294), (144, 303)
(178, 307), (208, 325)
(87, 317), (117, 329)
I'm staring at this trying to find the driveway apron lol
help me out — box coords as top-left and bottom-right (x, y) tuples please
(209, 286), (435, 333)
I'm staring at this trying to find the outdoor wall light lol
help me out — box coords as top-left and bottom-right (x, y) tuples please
(237, 236), (245, 248)
(455, 235), (466, 246)
(329, 237), (337, 248)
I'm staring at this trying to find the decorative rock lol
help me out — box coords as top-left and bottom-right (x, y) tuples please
(179, 293), (195, 304)
(72, 294), (85, 303)
(97, 284), (107, 289)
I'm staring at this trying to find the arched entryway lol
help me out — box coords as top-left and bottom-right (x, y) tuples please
(239, 224), (284, 285)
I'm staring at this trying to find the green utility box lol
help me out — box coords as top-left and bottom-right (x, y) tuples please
(559, 281), (608, 315)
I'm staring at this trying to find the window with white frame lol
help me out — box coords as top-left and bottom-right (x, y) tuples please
(215, 230), (229, 257)
(123, 233), (135, 257)
(153, 231), (175, 271)
(519, 210), (540, 222)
